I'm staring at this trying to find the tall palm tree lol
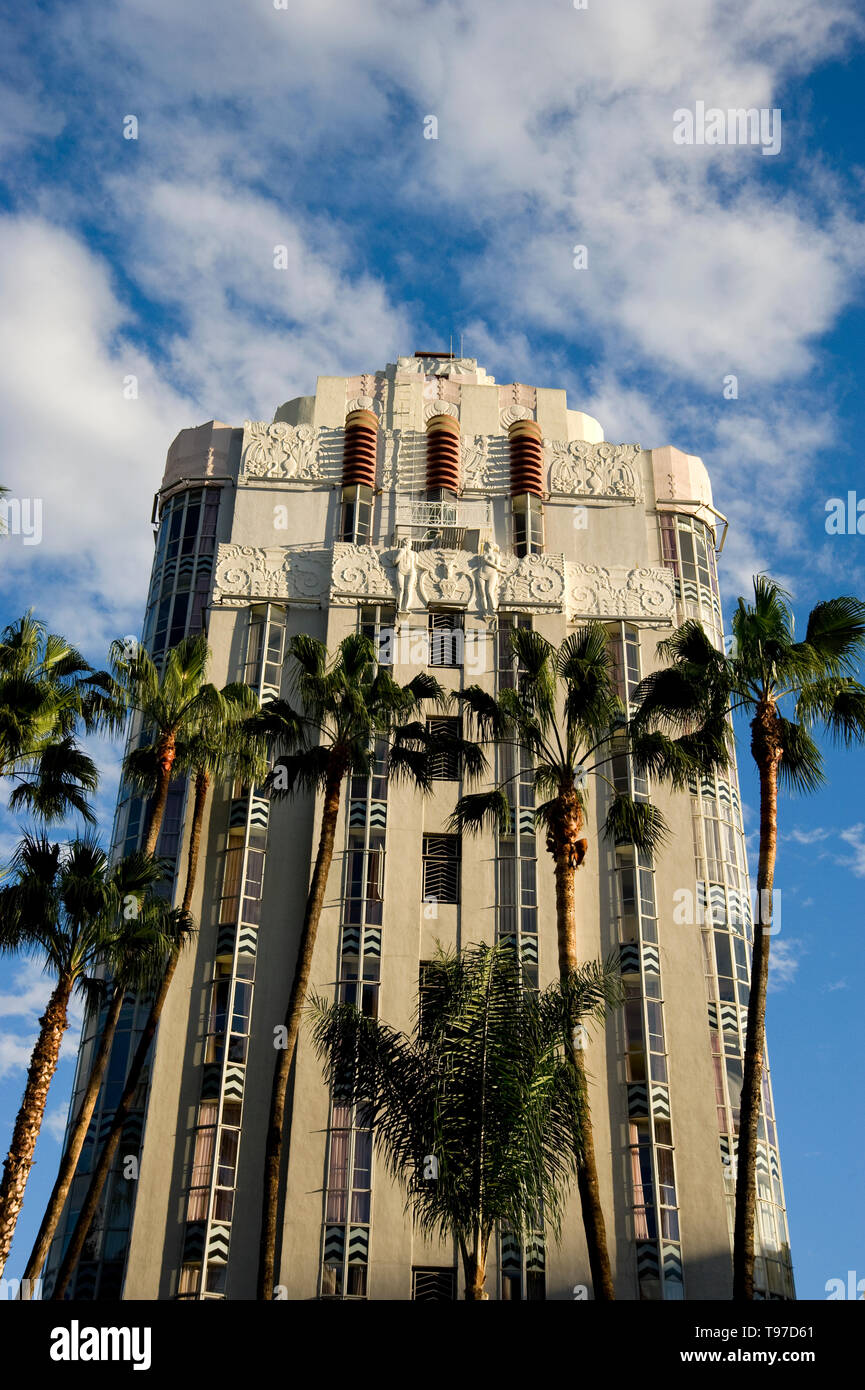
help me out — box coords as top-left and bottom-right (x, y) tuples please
(20, 854), (186, 1294)
(254, 631), (469, 1300)
(0, 614), (102, 824)
(50, 665), (263, 1299)
(630, 579), (865, 1299)
(311, 941), (622, 1299)
(0, 837), (166, 1274)
(100, 633), (234, 856)
(449, 624), (725, 1300)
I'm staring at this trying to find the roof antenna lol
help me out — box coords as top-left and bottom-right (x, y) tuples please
(460, 333), (463, 359)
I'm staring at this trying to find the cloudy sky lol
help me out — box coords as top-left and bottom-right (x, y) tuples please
(1, 0), (864, 1297)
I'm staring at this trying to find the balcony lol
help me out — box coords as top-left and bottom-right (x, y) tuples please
(392, 496), (492, 550)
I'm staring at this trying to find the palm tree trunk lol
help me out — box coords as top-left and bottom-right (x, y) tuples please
(549, 783), (615, 1302)
(50, 953), (179, 1299)
(554, 852), (616, 1302)
(142, 737), (176, 857)
(257, 756), (345, 1300)
(0, 975), (73, 1276)
(463, 1240), (489, 1300)
(21, 984), (125, 1293)
(50, 759), (205, 1300)
(733, 706), (781, 1301)
(182, 769), (209, 915)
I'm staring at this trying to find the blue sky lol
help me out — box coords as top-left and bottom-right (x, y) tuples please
(0, 0), (864, 1296)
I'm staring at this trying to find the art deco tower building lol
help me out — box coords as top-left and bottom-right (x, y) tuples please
(46, 355), (794, 1301)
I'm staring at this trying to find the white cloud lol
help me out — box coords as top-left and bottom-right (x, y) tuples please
(839, 823), (865, 876)
(768, 937), (803, 991)
(786, 827), (832, 845)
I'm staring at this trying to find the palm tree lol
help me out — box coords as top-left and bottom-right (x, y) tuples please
(254, 631), (469, 1300)
(99, 633), (235, 856)
(449, 624), (725, 1300)
(0, 837), (168, 1274)
(49, 664), (263, 1299)
(0, 614), (102, 824)
(630, 579), (865, 1299)
(19, 853), (186, 1295)
(311, 941), (622, 1299)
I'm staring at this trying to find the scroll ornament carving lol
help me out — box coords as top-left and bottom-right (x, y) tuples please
(547, 440), (642, 499)
(213, 545), (328, 604)
(346, 395), (381, 415)
(568, 564), (674, 619)
(241, 420), (322, 481)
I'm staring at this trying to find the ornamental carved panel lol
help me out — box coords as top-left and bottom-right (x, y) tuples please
(547, 440), (642, 500)
(566, 564), (674, 620)
(212, 544), (329, 605)
(240, 420), (323, 481)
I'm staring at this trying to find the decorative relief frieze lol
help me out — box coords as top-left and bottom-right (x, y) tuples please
(212, 542), (673, 623)
(213, 544), (329, 605)
(568, 564), (674, 619)
(547, 439), (642, 500)
(240, 421), (344, 484)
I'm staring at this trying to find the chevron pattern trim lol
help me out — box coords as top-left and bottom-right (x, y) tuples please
(216, 923), (236, 958)
(201, 1063), (221, 1100)
(500, 1233), (521, 1273)
(628, 1082), (649, 1117)
(348, 1225), (369, 1265)
(619, 942), (641, 976)
(237, 924), (258, 956)
(183, 1221), (206, 1261)
(520, 936), (538, 965)
(348, 801), (367, 827)
(662, 1243), (684, 1283)
(363, 926), (382, 958)
(707, 884), (726, 925)
(641, 943), (660, 975)
(223, 1064), (245, 1101)
(249, 796), (269, 828)
(368, 801), (387, 829)
(719, 1002), (739, 1042)
(636, 1241), (659, 1278)
(769, 1148), (781, 1181)
(525, 1234), (545, 1273)
(341, 925), (361, 953)
(323, 1226), (344, 1263)
(206, 1223), (231, 1264)
(650, 1084), (671, 1119)
(707, 1001), (718, 1030)
(229, 798), (250, 829)
(121, 1113), (143, 1149)
(505, 806), (535, 835)
(261, 682), (280, 702)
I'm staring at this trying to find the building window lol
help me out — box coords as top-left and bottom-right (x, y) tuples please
(341, 484), (373, 544)
(660, 512), (721, 644)
(607, 624), (641, 707)
(426, 717), (462, 781)
(321, 1102), (372, 1300)
(412, 1267), (456, 1300)
(428, 609), (463, 668)
(496, 614), (532, 690)
(512, 493), (544, 557)
(359, 604), (396, 666)
(422, 834), (461, 904)
(245, 604), (286, 696)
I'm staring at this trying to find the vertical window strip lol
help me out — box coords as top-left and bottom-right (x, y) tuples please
(691, 768), (794, 1298)
(320, 737), (390, 1298)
